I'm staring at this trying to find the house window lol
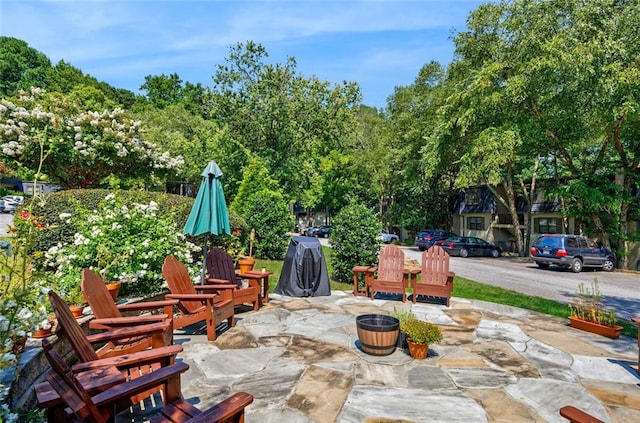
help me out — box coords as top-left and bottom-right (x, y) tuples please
(468, 217), (484, 230)
(536, 218), (561, 234)
(466, 190), (481, 206)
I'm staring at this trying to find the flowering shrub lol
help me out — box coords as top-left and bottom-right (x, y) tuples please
(0, 87), (184, 189)
(0, 211), (51, 371)
(224, 229), (246, 265)
(44, 193), (199, 299)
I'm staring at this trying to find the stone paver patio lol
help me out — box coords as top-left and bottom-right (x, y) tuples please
(120, 291), (640, 423)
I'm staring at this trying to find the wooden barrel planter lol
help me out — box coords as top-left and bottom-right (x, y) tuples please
(356, 314), (399, 356)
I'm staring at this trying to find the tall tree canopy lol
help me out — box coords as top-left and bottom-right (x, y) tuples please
(207, 41), (362, 206)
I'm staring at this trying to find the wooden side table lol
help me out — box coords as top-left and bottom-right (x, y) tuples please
(242, 270), (273, 304)
(352, 265), (373, 297)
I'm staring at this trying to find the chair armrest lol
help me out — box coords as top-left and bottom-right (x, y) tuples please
(188, 392), (254, 423)
(165, 293), (218, 301)
(89, 362), (190, 407)
(559, 405), (604, 423)
(205, 277), (232, 285)
(201, 284), (236, 291)
(196, 284), (234, 291)
(89, 314), (169, 330)
(86, 321), (169, 344)
(72, 344), (183, 372)
(116, 299), (178, 312)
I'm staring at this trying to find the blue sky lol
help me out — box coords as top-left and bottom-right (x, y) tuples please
(1, 0), (484, 108)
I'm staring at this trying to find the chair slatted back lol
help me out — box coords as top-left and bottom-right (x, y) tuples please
(42, 339), (105, 423)
(377, 244), (405, 283)
(81, 269), (121, 319)
(205, 247), (237, 284)
(420, 245), (451, 286)
(49, 290), (100, 363)
(162, 255), (202, 314)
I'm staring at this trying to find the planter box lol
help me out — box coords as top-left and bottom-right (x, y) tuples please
(568, 316), (623, 339)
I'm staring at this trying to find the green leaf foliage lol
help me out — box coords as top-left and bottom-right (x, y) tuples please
(242, 189), (292, 260)
(329, 201), (381, 283)
(25, 189), (193, 258)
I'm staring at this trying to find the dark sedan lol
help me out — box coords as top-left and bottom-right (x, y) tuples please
(436, 236), (501, 258)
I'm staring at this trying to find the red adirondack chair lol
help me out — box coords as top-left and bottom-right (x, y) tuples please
(162, 255), (235, 341)
(366, 244), (409, 302)
(37, 290), (183, 421)
(205, 247), (261, 311)
(41, 339), (253, 422)
(412, 245), (455, 306)
(81, 268), (178, 354)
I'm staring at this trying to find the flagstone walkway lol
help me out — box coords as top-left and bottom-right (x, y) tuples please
(125, 291), (640, 422)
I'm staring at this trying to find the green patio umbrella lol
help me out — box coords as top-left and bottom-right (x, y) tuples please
(184, 160), (231, 281)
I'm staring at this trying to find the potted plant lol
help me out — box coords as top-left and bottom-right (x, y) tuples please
(65, 285), (86, 318)
(568, 278), (623, 339)
(391, 306), (416, 348)
(400, 318), (443, 359)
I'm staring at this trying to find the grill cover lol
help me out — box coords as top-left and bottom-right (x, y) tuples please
(274, 236), (331, 297)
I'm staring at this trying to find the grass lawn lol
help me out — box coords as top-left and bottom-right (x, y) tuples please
(257, 247), (637, 339)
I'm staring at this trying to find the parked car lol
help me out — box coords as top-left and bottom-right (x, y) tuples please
(529, 234), (615, 273)
(436, 236), (501, 258)
(414, 229), (457, 251)
(303, 226), (320, 237)
(378, 230), (400, 244)
(315, 225), (333, 238)
(0, 197), (18, 213)
(3, 195), (24, 205)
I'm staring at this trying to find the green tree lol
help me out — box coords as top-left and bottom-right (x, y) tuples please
(208, 41), (361, 204)
(134, 104), (223, 184)
(443, 0), (640, 259)
(0, 88), (183, 189)
(242, 189), (292, 260)
(330, 201), (381, 283)
(0, 36), (51, 97)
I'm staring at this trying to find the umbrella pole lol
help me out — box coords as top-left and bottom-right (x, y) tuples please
(200, 233), (208, 284)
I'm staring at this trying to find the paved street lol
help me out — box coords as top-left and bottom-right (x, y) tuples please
(0, 212), (13, 236)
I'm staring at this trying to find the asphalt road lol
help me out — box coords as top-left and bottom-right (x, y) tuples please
(0, 212), (13, 236)
(401, 246), (640, 321)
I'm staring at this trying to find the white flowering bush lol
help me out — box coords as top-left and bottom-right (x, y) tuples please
(0, 211), (52, 370)
(44, 193), (199, 299)
(0, 87), (184, 189)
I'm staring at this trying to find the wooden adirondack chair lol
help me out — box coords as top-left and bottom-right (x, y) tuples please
(38, 290), (184, 421)
(366, 244), (408, 302)
(41, 339), (254, 423)
(205, 247), (261, 311)
(81, 268), (178, 355)
(412, 245), (455, 306)
(162, 255), (235, 341)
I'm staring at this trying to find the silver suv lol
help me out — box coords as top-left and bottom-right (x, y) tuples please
(530, 234), (615, 273)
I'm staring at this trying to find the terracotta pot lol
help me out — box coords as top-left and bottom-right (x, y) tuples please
(238, 257), (256, 274)
(32, 324), (54, 339)
(407, 338), (429, 359)
(106, 281), (121, 302)
(69, 304), (84, 319)
(568, 316), (623, 339)
(356, 314), (399, 356)
(12, 336), (27, 354)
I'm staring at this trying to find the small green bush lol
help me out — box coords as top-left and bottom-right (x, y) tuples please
(329, 201), (381, 283)
(400, 318), (443, 345)
(242, 189), (292, 260)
